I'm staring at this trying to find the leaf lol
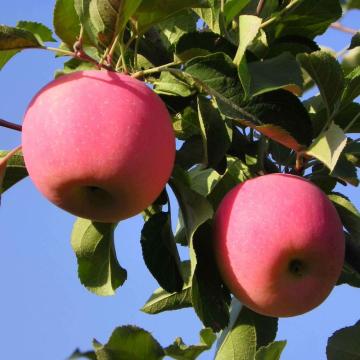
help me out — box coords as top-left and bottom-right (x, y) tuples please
(156, 10), (198, 50)
(248, 52), (303, 96)
(170, 166), (214, 250)
(0, 149), (28, 194)
(133, 0), (209, 35)
(164, 328), (216, 360)
(141, 212), (184, 293)
(197, 96), (232, 168)
(141, 261), (192, 314)
(16, 21), (56, 44)
(71, 218), (127, 296)
(331, 154), (359, 187)
(215, 307), (277, 360)
(173, 107), (200, 140)
(223, 0), (251, 26)
(54, 0), (81, 46)
(188, 167), (222, 197)
(306, 123), (347, 171)
(255, 341), (287, 360)
(191, 221), (230, 332)
(69, 349), (97, 360)
(241, 90), (313, 151)
(334, 102), (360, 133)
(154, 72), (194, 97)
(338, 262), (360, 288)
(175, 136), (204, 170)
(327, 321), (360, 360)
(184, 52), (245, 114)
(94, 326), (164, 360)
(0, 50), (19, 70)
(193, 1), (221, 34)
(329, 193), (360, 240)
(342, 66), (360, 107)
(0, 24), (42, 50)
(175, 31), (236, 62)
(349, 32), (360, 50)
(234, 15), (262, 98)
(297, 51), (345, 116)
(274, 0), (342, 39)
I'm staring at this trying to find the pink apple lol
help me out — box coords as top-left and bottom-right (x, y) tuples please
(214, 173), (345, 317)
(22, 70), (175, 222)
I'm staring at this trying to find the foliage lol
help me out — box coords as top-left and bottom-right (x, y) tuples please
(1, 0), (359, 359)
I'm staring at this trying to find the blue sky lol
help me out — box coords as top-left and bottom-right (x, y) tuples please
(0, 2), (359, 359)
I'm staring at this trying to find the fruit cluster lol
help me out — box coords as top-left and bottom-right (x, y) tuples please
(22, 70), (345, 317)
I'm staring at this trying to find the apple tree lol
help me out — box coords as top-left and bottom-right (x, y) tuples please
(0, 0), (360, 359)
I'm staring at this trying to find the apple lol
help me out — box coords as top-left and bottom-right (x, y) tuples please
(22, 70), (175, 223)
(213, 173), (345, 317)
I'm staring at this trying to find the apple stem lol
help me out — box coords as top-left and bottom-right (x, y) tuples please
(0, 119), (22, 132)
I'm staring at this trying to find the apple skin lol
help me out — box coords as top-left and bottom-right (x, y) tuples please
(214, 173), (345, 317)
(22, 70), (175, 222)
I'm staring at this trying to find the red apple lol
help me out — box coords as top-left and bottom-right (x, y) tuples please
(22, 70), (175, 222)
(214, 173), (345, 317)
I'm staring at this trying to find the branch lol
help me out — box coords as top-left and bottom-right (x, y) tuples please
(331, 22), (358, 35)
(0, 119), (22, 132)
(256, 0), (266, 16)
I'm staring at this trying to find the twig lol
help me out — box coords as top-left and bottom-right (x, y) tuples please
(131, 61), (182, 79)
(331, 22), (358, 35)
(0, 119), (22, 132)
(256, 0), (266, 16)
(46, 47), (114, 71)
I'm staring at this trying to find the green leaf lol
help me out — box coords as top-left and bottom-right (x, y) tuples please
(193, 1), (221, 34)
(234, 15), (262, 98)
(274, 0), (342, 39)
(191, 221), (230, 332)
(334, 102), (360, 133)
(0, 24), (42, 50)
(164, 328), (216, 360)
(223, 0), (251, 26)
(0, 50), (19, 70)
(298, 51), (345, 116)
(329, 193), (360, 240)
(327, 321), (360, 360)
(69, 349), (97, 360)
(71, 218), (127, 296)
(306, 123), (347, 171)
(197, 96), (232, 168)
(332, 154), (359, 187)
(255, 341), (287, 360)
(241, 90), (313, 151)
(54, 0), (81, 46)
(141, 261), (192, 315)
(154, 72), (194, 97)
(94, 326), (165, 360)
(188, 167), (222, 197)
(156, 10), (198, 50)
(184, 52), (245, 114)
(342, 66), (360, 107)
(215, 307), (278, 360)
(55, 56), (97, 78)
(175, 31), (236, 62)
(170, 166), (214, 250)
(16, 21), (56, 44)
(349, 32), (360, 50)
(175, 136), (204, 170)
(248, 52), (303, 96)
(0, 150), (28, 194)
(141, 212), (184, 293)
(338, 262), (360, 288)
(173, 107), (200, 140)
(134, 0), (209, 35)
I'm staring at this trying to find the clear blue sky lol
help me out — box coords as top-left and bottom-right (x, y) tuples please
(0, 2), (359, 359)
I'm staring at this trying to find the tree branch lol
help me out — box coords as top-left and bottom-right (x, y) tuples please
(0, 119), (22, 132)
(331, 22), (358, 35)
